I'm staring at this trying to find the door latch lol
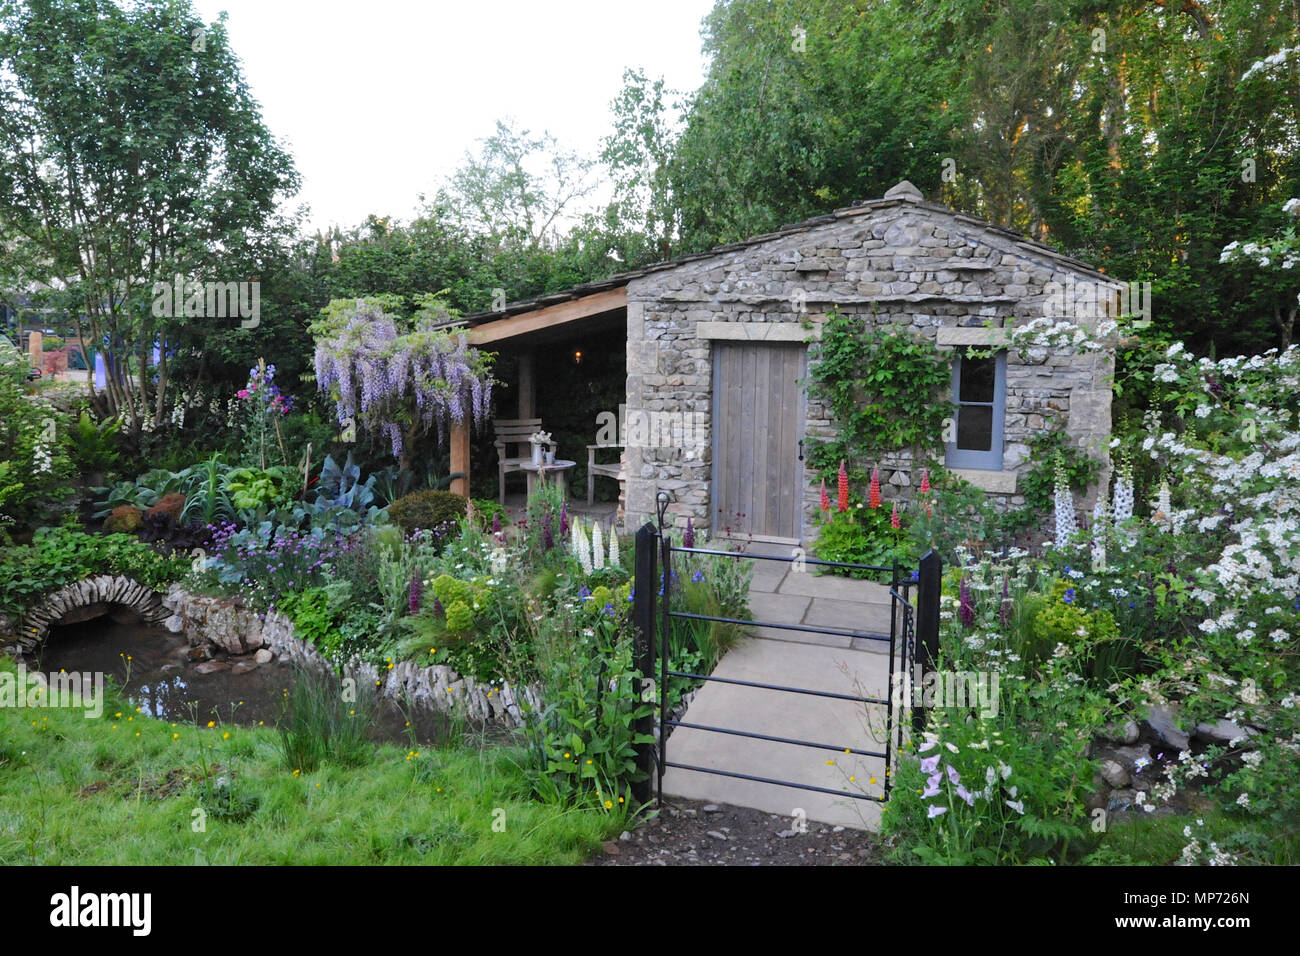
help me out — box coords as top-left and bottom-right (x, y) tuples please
(798, 439), (804, 462)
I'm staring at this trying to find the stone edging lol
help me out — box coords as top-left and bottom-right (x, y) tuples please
(162, 587), (540, 727)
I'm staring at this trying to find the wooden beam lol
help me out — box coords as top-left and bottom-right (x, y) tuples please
(466, 287), (627, 345)
(449, 421), (470, 498)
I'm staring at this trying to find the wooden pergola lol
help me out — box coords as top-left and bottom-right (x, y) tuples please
(448, 286), (627, 496)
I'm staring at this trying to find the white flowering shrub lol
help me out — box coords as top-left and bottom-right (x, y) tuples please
(0, 337), (75, 532)
(887, 339), (1299, 863)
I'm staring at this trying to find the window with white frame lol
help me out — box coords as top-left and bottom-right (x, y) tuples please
(945, 348), (1006, 471)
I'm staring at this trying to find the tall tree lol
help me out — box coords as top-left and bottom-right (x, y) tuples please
(0, 0), (300, 434)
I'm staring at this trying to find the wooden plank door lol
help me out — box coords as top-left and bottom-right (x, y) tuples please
(712, 342), (805, 541)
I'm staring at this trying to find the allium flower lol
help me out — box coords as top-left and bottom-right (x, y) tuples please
(837, 460), (849, 512)
(869, 467), (881, 509)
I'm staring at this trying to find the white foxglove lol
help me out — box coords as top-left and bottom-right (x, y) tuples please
(1053, 460), (1077, 548)
(1091, 492), (1109, 570)
(1152, 479), (1172, 531)
(1111, 454), (1135, 548)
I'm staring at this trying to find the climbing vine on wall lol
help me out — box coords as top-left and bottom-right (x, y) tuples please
(806, 309), (953, 487)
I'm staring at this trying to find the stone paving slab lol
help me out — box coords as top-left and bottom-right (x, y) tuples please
(661, 637), (889, 830)
(803, 597), (895, 636)
(747, 591), (811, 625)
(747, 560), (790, 594)
(778, 572), (893, 603)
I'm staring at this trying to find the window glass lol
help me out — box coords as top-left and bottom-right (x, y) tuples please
(956, 405), (993, 451)
(959, 355), (995, 403)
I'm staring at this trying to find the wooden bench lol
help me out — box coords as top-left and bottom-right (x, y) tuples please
(493, 418), (555, 504)
(587, 444), (624, 506)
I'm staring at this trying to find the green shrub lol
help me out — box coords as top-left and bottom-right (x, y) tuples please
(812, 505), (908, 576)
(104, 505), (143, 534)
(0, 528), (189, 618)
(387, 490), (467, 537)
(469, 497), (509, 531)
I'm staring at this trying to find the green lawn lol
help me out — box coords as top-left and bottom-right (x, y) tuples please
(0, 658), (625, 865)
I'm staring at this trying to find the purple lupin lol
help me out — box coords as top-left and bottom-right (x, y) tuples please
(959, 576), (976, 628)
(408, 573), (423, 615)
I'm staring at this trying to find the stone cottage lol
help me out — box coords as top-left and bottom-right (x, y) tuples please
(455, 181), (1120, 544)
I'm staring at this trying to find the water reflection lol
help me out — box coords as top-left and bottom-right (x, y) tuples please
(35, 617), (451, 745)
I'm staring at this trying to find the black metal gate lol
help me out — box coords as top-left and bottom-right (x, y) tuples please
(629, 506), (942, 808)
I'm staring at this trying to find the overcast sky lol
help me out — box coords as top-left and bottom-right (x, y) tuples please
(191, 0), (716, 234)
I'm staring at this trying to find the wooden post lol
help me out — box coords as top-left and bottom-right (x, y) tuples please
(913, 549), (942, 733)
(518, 352), (535, 419)
(449, 421), (470, 498)
(630, 522), (658, 805)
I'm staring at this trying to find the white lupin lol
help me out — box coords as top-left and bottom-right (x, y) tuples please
(591, 521), (605, 571)
(608, 527), (619, 567)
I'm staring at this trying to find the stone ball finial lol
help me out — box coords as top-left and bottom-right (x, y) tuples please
(884, 180), (923, 202)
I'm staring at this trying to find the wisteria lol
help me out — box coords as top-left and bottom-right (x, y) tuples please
(314, 303), (494, 459)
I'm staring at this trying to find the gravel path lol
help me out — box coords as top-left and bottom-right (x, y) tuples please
(586, 798), (883, 866)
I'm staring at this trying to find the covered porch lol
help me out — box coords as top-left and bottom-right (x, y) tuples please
(448, 285), (629, 523)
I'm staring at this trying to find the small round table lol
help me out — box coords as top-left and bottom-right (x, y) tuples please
(519, 459), (577, 499)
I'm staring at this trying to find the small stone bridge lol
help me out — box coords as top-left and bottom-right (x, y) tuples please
(13, 575), (170, 655)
